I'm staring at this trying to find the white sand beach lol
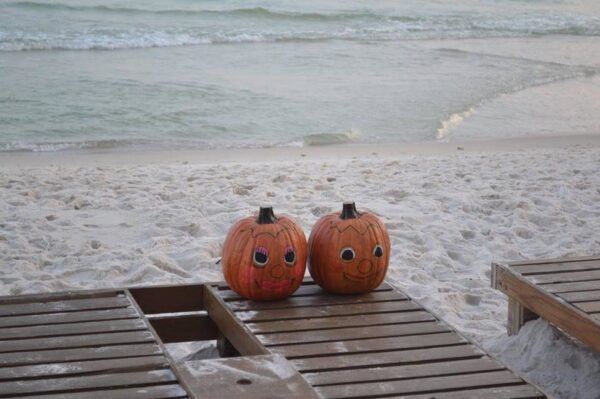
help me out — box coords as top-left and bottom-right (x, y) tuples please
(1, 135), (599, 398)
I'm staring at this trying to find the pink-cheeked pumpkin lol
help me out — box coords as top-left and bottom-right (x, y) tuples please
(222, 207), (307, 301)
(309, 202), (390, 294)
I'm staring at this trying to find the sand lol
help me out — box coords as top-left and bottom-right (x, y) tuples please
(1, 135), (600, 398)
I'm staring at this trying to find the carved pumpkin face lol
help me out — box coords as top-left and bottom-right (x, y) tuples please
(222, 207), (307, 301)
(309, 202), (390, 294)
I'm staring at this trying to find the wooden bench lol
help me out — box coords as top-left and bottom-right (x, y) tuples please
(492, 256), (600, 352)
(0, 279), (545, 398)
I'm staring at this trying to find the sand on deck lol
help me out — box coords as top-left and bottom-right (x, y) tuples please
(1, 135), (600, 398)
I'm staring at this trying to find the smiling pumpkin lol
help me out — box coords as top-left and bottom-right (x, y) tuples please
(309, 202), (390, 294)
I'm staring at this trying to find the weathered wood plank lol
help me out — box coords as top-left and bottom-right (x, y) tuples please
(574, 301), (600, 314)
(237, 300), (420, 322)
(0, 330), (156, 353)
(0, 369), (177, 396)
(228, 290), (406, 311)
(128, 284), (204, 314)
(149, 314), (218, 343)
(507, 297), (538, 336)
(270, 332), (466, 358)
(203, 285), (268, 356)
(219, 282), (392, 301)
(381, 384), (545, 399)
(529, 269), (600, 285)
(292, 345), (483, 372)
(247, 311), (435, 334)
(15, 384), (188, 399)
(303, 357), (503, 386)
(493, 264), (600, 352)
(0, 290), (119, 306)
(543, 280), (600, 293)
(512, 260), (600, 275)
(557, 290), (600, 303)
(0, 296), (130, 317)
(0, 355), (168, 380)
(0, 318), (146, 340)
(315, 370), (523, 399)
(0, 307), (139, 329)
(0, 343), (162, 367)
(260, 321), (449, 346)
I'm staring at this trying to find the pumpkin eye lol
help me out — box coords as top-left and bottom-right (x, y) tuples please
(284, 247), (296, 266)
(340, 247), (355, 262)
(373, 245), (384, 258)
(253, 247), (269, 267)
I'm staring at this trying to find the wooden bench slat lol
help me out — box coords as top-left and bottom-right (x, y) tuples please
(0, 343), (162, 367)
(0, 307), (139, 329)
(229, 290), (406, 311)
(15, 384), (188, 399)
(530, 269), (600, 285)
(0, 355), (168, 381)
(303, 357), (503, 386)
(315, 370), (523, 399)
(0, 330), (155, 353)
(292, 345), (483, 372)
(543, 280), (600, 293)
(270, 332), (466, 358)
(0, 369), (176, 396)
(237, 300), (421, 322)
(247, 311), (435, 334)
(557, 290), (600, 303)
(512, 260), (600, 275)
(0, 296), (130, 317)
(573, 301), (600, 313)
(0, 318), (147, 340)
(383, 384), (545, 399)
(219, 282), (392, 301)
(260, 321), (450, 346)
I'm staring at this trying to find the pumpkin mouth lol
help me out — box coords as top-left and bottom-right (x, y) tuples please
(343, 271), (378, 282)
(256, 278), (294, 291)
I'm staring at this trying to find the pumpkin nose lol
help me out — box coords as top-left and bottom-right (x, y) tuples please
(270, 265), (285, 279)
(357, 259), (374, 274)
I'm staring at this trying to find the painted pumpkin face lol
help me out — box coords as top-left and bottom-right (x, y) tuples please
(222, 207), (307, 301)
(309, 202), (390, 294)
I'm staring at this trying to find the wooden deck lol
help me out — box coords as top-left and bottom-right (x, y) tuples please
(492, 256), (600, 352)
(0, 279), (545, 398)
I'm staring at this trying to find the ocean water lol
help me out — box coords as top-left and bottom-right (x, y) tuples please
(1, 0), (599, 152)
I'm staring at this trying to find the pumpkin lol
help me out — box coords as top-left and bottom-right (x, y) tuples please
(222, 207), (307, 301)
(308, 202), (390, 294)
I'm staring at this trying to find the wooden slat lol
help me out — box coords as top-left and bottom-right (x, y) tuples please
(508, 256), (600, 266)
(292, 345), (483, 372)
(0, 290), (119, 306)
(557, 290), (600, 303)
(303, 357), (503, 386)
(543, 280), (600, 293)
(260, 321), (449, 346)
(0, 343), (162, 367)
(128, 284), (204, 314)
(512, 260), (600, 275)
(315, 370), (523, 399)
(247, 311), (435, 334)
(0, 296), (130, 317)
(574, 301), (600, 313)
(218, 282), (393, 301)
(237, 300), (420, 322)
(0, 369), (177, 396)
(0, 318), (146, 340)
(0, 355), (168, 380)
(270, 332), (466, 358)
(493, 264), (600, 352)
(0, 330), (156, 353)
(149, 314), (218, 343)
(228, 290), (406, 311)
(378, 384), (544, 399)
(15, 384), (188, 399)
(529, 269), (600, 285)
(0, 307), (139, 329)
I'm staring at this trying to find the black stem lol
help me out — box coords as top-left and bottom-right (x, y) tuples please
(340, 202), (361, 220)
(256, 206), (278, 224)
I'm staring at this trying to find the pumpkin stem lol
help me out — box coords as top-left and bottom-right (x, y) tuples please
(340, 202), (361, 220)
(256, 206), (278, 224)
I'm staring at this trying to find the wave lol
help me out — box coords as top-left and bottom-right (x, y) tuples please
(436, 107), (476, 140)
(0, 139), (149, 153)
(303, 129), (362, 146)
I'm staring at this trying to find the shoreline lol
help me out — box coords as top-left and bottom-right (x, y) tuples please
(1, 134), (599, 168)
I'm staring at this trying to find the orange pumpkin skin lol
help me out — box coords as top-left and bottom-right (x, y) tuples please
(222, 207), (307, 301)
(309, 202), (390, 294)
